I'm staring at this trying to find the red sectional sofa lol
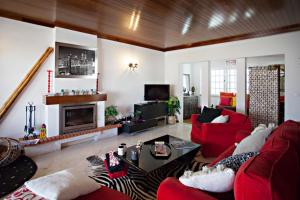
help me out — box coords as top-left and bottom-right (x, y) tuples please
(76, 186), (131, 200)
(191, 109), (252, 157)
(157, 120), (300, 200)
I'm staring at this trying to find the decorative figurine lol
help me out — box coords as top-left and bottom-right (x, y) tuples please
(39, 124), (47, 139)
(24, 102), (36, 140)
(47, 69), (53, 95)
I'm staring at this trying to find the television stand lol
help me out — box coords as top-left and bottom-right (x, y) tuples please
(122, 119), (158, 133)
(134, 102), (168, 120)
(122, 102), (168, 134)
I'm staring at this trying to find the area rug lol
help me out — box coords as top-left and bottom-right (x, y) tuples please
(0, 155), (37, 197)
(86, 155), (208, 200)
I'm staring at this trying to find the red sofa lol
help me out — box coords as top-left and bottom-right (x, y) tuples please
(191, 109), (252, 157)
(157, 120), (300, 200)
(77, 186), (131, 200)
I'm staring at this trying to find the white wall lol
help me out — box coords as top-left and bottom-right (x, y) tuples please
(246, 54), (285, 67)
(54, 27), (98, 92)
(182, 64), (191, 75)
(190, 64), (201, 97)
(0, 17), (54, 139)
(98, 39), (165, 114)
(236, 58), (246, 114)
(165, 31), (300, 121)
(0, 17), (165, 138)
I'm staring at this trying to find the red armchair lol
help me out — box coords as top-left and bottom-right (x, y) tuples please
(191, 109), (252, 157)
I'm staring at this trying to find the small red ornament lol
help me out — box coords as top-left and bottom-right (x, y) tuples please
(47, 70), (53, 94)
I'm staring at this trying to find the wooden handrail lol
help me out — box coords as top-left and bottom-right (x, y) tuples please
(0, 47), (54, 121)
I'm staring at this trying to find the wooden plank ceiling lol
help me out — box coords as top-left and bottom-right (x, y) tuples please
(1, 0), (300, 51)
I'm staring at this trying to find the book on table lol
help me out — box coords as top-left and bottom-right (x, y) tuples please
(154, 141), (168, 157)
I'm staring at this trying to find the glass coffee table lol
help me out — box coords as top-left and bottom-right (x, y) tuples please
(115, 135), (200, 190)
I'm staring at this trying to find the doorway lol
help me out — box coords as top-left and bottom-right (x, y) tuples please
(180, 62), (209, 124)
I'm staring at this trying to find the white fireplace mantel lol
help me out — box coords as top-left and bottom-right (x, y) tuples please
(44, 100), (105, 137)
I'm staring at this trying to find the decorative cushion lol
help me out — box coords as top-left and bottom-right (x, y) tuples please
(234, 138), (300, 200)
(220, 92), (234, 98)
(25, 168), (100, 200)
(220, 92), (235, 106)
(220, 97), (232, 106)
(179, 165), (235, 193)
(231, 96), (236, 107)
(233, 126), (272, 155)
(211, 115), (229, 123)
(215, 152), (258, 171)
(197, 106), (222, 123)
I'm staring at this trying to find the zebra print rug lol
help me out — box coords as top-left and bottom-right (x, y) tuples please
(86, 155), (208, 200)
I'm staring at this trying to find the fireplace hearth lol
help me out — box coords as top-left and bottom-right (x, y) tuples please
(60, 104), (97, 134)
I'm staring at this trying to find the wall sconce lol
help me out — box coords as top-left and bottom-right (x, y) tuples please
(129, 63), (138, 71)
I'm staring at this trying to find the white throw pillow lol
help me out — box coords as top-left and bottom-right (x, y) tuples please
(179, 165), (235, 193)
(25, 168), (100, 200)
(251, 124), (267, 135)
(233, 126), (272, 155)
(211, 115), (229, 123)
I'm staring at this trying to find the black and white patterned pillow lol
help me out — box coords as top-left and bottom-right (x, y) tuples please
(214, 152), (258, 171)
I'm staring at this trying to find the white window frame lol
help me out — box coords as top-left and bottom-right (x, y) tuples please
(210, 60), (237, 96)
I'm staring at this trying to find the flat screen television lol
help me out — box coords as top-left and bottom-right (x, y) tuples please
(144, 84), (170, 101)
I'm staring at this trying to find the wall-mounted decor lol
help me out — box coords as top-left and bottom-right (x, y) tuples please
(55, 42), (97, 78)
(128, 63), (138, 71)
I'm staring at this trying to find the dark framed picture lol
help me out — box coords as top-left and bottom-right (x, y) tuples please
(55, 42), (97, 78)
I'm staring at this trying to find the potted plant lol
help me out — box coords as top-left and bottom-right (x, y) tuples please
(167, 96), (181, 124)
(105, 105), (118, 124)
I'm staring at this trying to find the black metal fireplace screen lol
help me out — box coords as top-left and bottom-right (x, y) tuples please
(59, 104), (97, 134)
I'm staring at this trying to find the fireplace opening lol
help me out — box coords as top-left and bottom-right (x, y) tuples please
(60, 104), (97, 134)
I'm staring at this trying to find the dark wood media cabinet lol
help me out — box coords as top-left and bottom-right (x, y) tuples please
(122, 102), (168, 133)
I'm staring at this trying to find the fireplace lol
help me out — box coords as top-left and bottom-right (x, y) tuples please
(59, 104), (97, 134)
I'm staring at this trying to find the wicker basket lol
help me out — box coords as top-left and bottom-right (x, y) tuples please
(0, 137), (22, 167)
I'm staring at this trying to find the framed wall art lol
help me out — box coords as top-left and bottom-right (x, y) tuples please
(55, 42), (97, 78)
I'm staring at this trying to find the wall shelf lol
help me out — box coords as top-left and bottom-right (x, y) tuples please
(43, 93), (107, 105)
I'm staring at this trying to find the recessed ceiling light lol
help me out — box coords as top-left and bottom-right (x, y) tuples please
(228, 12), (238, 23)
(244, 8), (255, 19)
(128, 10), (141, 31)
(128, 10), (136, 29)
(181, 15), (193, 35)
(209, 13), (224, 28)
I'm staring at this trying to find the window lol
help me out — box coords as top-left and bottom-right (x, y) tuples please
(227, 68), (237, 93)
(211, 69), (225, 95)
(211, 60), (237, 95)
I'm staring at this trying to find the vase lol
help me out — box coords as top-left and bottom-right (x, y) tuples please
(168, 116), (176, 125)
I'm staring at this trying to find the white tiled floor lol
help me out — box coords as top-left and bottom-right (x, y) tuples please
(32, 123), (192, 178)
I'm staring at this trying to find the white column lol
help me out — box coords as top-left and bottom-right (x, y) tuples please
(200, 61), (210, 107)
(236, 58), (246, 114)
(97, 101), (105, 127)
(45, 105), (60, 137)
